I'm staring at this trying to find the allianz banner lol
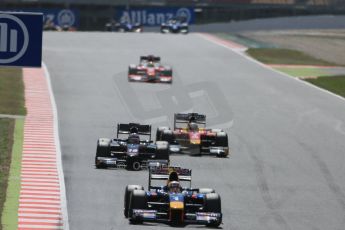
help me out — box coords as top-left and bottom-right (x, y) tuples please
(2, 9), (79, 29)
(116, 7), (195, 26)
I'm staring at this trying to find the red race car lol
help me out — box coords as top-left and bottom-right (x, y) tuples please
(156, 113), (229, 157)
(128, 55), (173, 83)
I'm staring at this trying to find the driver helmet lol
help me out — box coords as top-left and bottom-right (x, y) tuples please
(168, 181), (181, 193)
(188, 122), (198, 131)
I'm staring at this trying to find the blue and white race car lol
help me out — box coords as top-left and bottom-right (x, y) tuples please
(161, 16), (188, 34)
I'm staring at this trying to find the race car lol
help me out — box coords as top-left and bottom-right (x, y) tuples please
(161, 16), (189, 34)
(105, 20), (142, 32)
(128, 55), (173, 83)
(95, 123), (169, 170)
(124, 166), (222, 227)
(156, 113), (229, 157)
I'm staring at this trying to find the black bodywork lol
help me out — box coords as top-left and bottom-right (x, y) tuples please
(105, 21), (142, 32)
(95, 123), (169, 170)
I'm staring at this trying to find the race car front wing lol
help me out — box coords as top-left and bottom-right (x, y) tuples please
(95, 157), (168, 169)
(131, 209), (222, 225)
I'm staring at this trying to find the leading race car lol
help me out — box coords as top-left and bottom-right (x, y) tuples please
(156, 113), (229, 157)
(161, 16), (189, 34)
(95, 123), (169, 170)
(128, 55), (173, 83)
(124, 166), (222, 227)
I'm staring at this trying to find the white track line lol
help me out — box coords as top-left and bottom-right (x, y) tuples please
(43, 62), (70, 230)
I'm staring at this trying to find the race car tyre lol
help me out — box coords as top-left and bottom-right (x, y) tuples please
(161, 130), (174, 143)
(128, 66), (137, 75)
(204, 193), (222, 227)
(215, 132), (228, 146)
(127, 157), (142, 171)
(95, 138), (111, 168)
(129, 190), (148, 224)
(156, 127), (169, 141)
(199, 188), (215, 194)
(162, 67), (173, 77)
(155, 141), (170, 160)
(124, 185), (144, 218)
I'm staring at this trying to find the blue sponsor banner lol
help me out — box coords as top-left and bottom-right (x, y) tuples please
(1, 9), (79, 28)
(116, 7), (194, 26)
(0, 12), (42, 67)
(41, 9), (79, 29)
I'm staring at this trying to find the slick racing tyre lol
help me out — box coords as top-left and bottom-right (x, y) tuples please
(161, 130), (174, 143)
(215, 132), (228, 147)
(204, 193), (222, 227)
(155, 141), (169, 161)
(156, 127), (169, 141)
(199, 188), (215, 194)
(124, 185), (144, 218)
(95, 138), (111, 168)
(129, 190), (147, 224)
(126, 157), (142, 171)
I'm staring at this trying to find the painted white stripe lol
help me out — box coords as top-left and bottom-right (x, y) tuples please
(22, 163), (56, 167)
(21, 185), (59, 189)
(22, 154), (57, 157)
(22, 165), (57, 169)
(20, 195), (60, 199)
(22, 161), (56, 163)
(23, 149), (56, 152)
(20, 190), (60, 195)
(21, 182), (59, 186)
(21, 178), (59, 183)
(21, 176), (58, 179)
(20, 203), (61, 208)
(19, 213), (61, 218)
(19, 218), (62, 224)
(19, 198), (60, 204)
(43, 62), (70, 230)
(23, 142), (56, 145)
(21, 176), (59, 180)
(19, 208), (61, 212)
(18, 225), (63, 229)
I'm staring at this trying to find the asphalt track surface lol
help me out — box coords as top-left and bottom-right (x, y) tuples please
(43, 29), (345, 229)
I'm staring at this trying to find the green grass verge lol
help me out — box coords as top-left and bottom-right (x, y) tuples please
(246, 48), (337, 66)
(0, 119), (15, 230)
(1, 119), (23, 230)
(0, 68), (26, 115)
(274, 67), (327, 77)
(304, 75), (345, 98)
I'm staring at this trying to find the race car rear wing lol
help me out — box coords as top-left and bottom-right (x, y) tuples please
(140, 55), (160, 63)
(174, 113), (206, 129)
(117, 123), (151, 140)
(148, 166), (192, 189)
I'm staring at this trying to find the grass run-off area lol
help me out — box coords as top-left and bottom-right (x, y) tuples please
(0, 67), (25, 229)
(305, 75), (345, 98)
(0, 68), (26, 115)
(0, 119), (15, 229)
(246, 48), (337, 66)
(274, 66), (327, 77)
